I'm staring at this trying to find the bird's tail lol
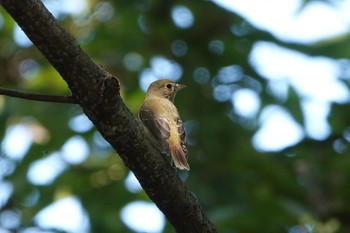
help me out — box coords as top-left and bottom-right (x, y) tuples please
(169, 144), (190, 170)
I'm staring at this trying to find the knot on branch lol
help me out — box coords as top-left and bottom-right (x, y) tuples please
(78, 67), (122, 124)
(76, 67), (120, 106)
(97, 68), (120, 105)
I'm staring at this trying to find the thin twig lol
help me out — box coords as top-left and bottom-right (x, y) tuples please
(0, 87), (77, 104)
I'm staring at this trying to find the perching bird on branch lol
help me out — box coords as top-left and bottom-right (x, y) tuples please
(140, 79), (190, 170)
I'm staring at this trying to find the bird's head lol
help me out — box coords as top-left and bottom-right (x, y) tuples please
(146, 79), (186, 102)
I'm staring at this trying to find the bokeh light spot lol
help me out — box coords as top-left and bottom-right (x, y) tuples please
(22, 189), (40, 208)
(231, 21), (253, 37)
(0, 209), (21, 230)
(18, 59), (39, 80)
(150, 56), (183, 81)
(171, 5), (194, 29)
(13, 24), (32, 48)
(27, 152), (67, 186)
(124, 172), (142, 193)
(139, 68), (158, 92)
(208, 40), (225, 55)
(138, 15), (150, 34)
(92, 131), (111, 157)
(250, 41), (350, 103)
(213, 85), (232, 102)
(0, 158), (16, 178)
(94, 2), (114, 22)
(123, 52), (144, 72)
(61, 136), (89, 164)
(139, 56), (183, 91)
(253, 105), (304, 152)
(2, 124), (32, 161)
(0, 182), (13, 208)
(232, 89), (260, 118)
(121, 201), (165, 233)
(217, 65), (243, 83)
(301, 100), (331, 140)
(43, 0), (87, 18)
(333, 139), (347, 154)
(171, 40), (188, 57)
(267, 80), (289, 101)
(69, 114), (94, 133)
(34, 196), (90, 233)
(193, 67), (210, 84)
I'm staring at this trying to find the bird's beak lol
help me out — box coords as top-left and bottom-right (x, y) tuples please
(175, 83), (186, 91)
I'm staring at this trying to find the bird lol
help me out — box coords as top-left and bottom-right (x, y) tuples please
(139, 79), (190, 170)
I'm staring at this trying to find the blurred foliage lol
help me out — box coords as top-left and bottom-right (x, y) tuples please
(1, 0), (350, 233)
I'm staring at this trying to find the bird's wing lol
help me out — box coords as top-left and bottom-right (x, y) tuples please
(139, 105), (171, 154)
(176, 118), (188, 157)
(169, 117), (190, 170)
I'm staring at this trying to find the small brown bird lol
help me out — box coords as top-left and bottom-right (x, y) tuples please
(139, 79), (189, 170)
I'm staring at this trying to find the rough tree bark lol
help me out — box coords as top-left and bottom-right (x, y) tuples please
(0, 0), (217, 232)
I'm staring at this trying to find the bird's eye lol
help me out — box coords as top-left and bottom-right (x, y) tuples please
(165, 83), (173, 89)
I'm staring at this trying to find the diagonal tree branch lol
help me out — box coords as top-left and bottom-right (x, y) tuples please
(0, 87), (76, 103)
(0, 0), (217, 232)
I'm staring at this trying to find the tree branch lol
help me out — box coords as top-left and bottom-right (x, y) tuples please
(0, 87), (76, 104)
(0, 0), (217, 232)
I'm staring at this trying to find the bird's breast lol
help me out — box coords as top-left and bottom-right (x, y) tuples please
(145, 96), (179, 120)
